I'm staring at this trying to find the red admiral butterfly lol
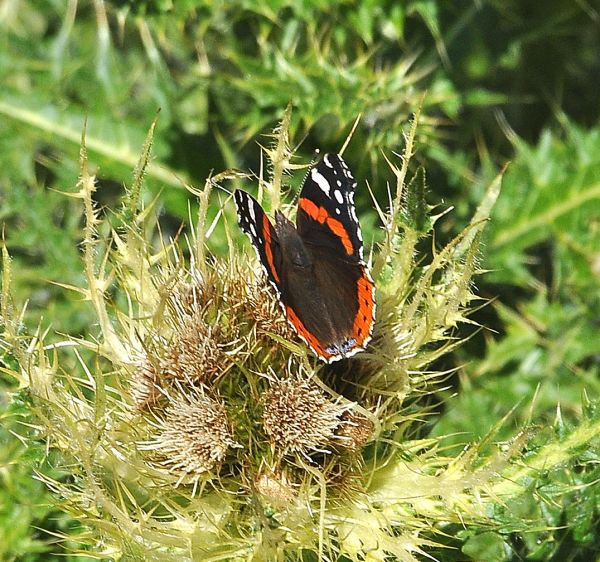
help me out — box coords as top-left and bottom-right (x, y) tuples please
(234, 153), (376, 363)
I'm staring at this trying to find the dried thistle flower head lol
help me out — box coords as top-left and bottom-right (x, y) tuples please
(164, 315), (224, 385)
(144, 386), (238, 481)
(254, 466), (296, 505)
(169, 272), (213, 315)
(263, 377), (350, 456)
(131, 356), (163, 409)
(335, 409), (375, 451)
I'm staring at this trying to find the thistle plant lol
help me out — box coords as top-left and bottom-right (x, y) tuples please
(2, 110), (599, 562)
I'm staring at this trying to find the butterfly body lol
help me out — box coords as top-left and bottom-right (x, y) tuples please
(234, 154), (376, 363)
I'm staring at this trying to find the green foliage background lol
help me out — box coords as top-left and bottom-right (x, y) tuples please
(0, 1), (599, 560)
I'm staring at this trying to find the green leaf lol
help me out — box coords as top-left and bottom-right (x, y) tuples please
(461, 531), (510, 561)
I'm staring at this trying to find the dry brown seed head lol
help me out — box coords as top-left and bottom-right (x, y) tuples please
(254, 468), (296, 504)
(263, 378), (347, 455)
(164, 315), (225, 385)
(335, 410), (375, 452)
(145, 389), (238, 478)
(131, 357), (163, 410)
(246, 281), (294, 340)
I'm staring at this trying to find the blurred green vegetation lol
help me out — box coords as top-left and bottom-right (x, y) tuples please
(0, 0), (599, 560)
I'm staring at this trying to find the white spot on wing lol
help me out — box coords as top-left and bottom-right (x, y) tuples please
(323, 154), (333, 168)
(311, 169), (331, 196)
(248, 199), (256, 221)
(334, 189), (343, 204)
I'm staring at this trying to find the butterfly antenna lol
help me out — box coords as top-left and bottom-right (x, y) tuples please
(212, 183), (232, 197)
(339, 114), (362, 156)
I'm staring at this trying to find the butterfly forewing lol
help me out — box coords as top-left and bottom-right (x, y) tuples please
(296, 153), (364, 264)
(234, 190), (283, 291)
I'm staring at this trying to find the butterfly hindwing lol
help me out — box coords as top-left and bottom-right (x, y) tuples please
(281, 243), (375, 362)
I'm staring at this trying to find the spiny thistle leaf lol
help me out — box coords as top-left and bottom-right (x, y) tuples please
(403, 166), (431, 234)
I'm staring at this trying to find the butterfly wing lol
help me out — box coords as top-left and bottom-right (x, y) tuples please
(296, 153), (364, 263)
(234, 189), (283, 292)
(279, 246), (376, 362)
(295, 153), (376, 360)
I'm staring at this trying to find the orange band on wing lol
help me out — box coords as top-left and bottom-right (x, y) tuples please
(285, 305), (332, 360)
(352, 273), (375, 345)
(263, 214), (280, 283)
(299, 197), (354, 256)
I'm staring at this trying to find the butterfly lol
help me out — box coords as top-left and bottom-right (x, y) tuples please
(234, 153), (375, 362)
